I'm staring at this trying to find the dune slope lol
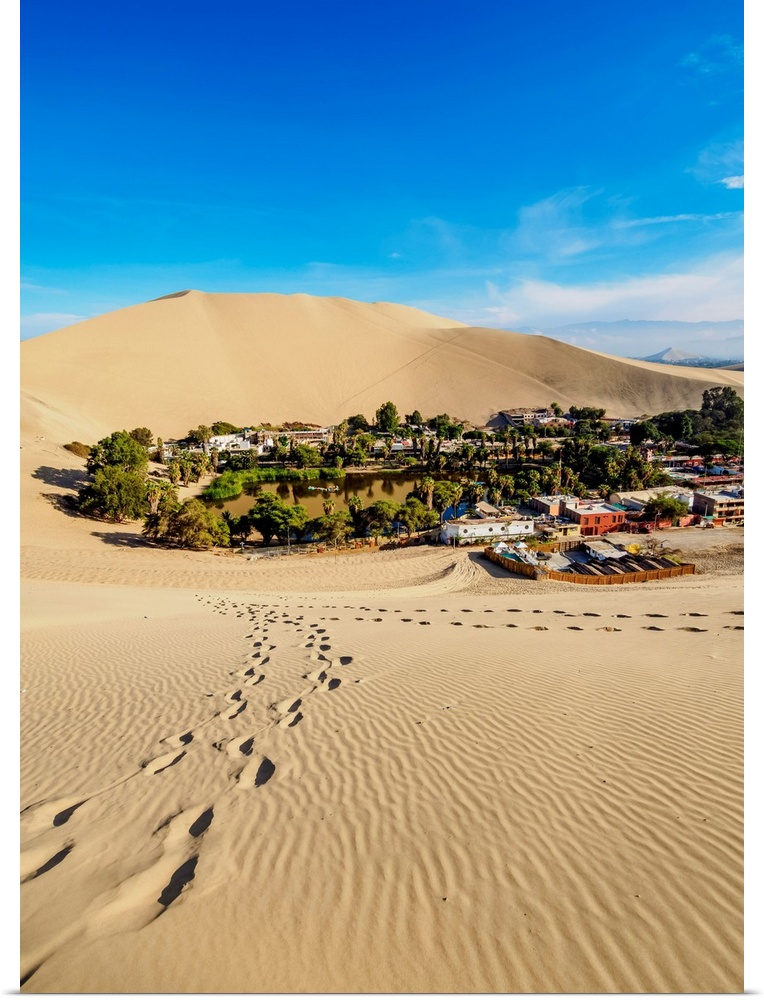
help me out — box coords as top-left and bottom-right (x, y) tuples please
(21, 291), (743, 440)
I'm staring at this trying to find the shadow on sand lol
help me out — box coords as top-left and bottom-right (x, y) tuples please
(32, 465), (89, 491)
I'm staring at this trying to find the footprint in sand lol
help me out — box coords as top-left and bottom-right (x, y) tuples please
(529, 626), (549, 631)
(338, 656), (353, 666)
(645, 614), (668, 618)
(614, 614), (631, 618)
(288, 712), (304, 726)
(188, 807), (214, 838)
(452, 622), (463, 626)
(678, 626), (708, 632)
(418, 621), (431, 625)
(597, 626), (621, 632)
(254, 757), (276, 787)
(723, 625), (744, 630)
(505, 623), (518, 628)
(567, 626), (584, 631)
(582, 612), (600, 617)
(224, 701), (247, 720)
(157, 857), (199, 907)
(643, 626), (665, 631)
(144, 750), (187, 775)
(21, 843), (74, 883)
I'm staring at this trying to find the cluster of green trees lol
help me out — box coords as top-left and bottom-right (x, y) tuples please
(207, 491), (445, 551)
(642, 494), (690, 525)
(562, 443), (672, 494)
(629, 387), (744, 459)
(78, 430), (177, 524)
(77, 429), (232, 549)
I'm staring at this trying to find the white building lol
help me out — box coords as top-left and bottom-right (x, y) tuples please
(440, 516), (534, 546)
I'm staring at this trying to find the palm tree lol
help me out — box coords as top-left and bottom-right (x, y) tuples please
(421, 476), (435, 509)
(498, 474), (514, 503)
(450, 482), (463, 518)
(322, 497), (335, 516)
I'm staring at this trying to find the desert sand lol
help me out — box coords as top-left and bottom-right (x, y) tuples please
(19, 298), (745, 992)
(21, 291), (743, 435)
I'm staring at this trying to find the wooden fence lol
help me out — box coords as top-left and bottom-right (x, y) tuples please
(483, 547), (539, 578)
(483, 547), (695, 585)
(542, 563), (695, 585)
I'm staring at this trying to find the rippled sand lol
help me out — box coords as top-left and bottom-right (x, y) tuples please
(20, 436), (744, 992)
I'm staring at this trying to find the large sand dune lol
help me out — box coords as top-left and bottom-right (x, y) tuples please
(18, 296), (744, 992)
(21, 291), (743, 441)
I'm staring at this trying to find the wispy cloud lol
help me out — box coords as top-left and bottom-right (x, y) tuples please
(719, 175), (744, 189)
(615, 211), (739, 228)
(680, 34), (742, 76)
(688, 139), (744, 185)
(506, 188), (606, 261)
(476, 251), (742, 329)
(20, 280), (69, 295)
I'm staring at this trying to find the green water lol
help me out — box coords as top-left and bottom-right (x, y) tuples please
(206, 472), (469, 520)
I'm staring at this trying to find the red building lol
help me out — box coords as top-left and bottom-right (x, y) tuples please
(561, 500), (626, 536)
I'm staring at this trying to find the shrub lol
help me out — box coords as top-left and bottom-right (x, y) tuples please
(64, 441), (90, 459)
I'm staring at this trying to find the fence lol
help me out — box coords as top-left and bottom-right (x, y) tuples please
(482, 547), (540, 578)
(483, 547), (695, 585)
(542, 563), (695, 585)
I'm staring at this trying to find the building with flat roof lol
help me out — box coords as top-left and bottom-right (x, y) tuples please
(529, 495), (579, 517)
(441, 516), (534, 546)
(560, 500), (627, 536)
(692, 490), (744, 523)
(609, 487), (694, 511)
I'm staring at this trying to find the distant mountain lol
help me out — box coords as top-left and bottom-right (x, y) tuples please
(642, 347), (707, 363)
(640, 347), (744, 368)
(518, 319), (743, 362)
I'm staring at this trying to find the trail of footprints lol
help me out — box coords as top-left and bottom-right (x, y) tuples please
(20, 597), (359, 982)
(341, 604), (744, 635)
(19, 595), (742, 985)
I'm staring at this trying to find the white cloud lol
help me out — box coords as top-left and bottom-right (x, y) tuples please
(478, 251), (743, 329)
(20, 280), (68, 295)
(720, 175), (744, 189)
(615, 211), (739, 228)
(508, 188), (606, 260)
(689, 139), (744, 185)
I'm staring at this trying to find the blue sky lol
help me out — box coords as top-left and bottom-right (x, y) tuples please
(20, 0), (745, 353)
